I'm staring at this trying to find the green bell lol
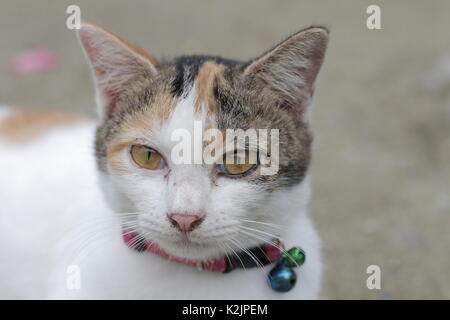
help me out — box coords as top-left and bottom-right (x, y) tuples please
(280, 247), (305, 268)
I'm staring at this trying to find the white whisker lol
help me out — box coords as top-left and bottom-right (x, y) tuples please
(227, 238), (266, 272)
(237, 228), (301, 268)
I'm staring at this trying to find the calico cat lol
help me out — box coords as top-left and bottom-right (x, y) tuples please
(0, 22), (328, 299)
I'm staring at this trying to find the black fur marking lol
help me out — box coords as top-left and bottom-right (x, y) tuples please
(171, 61), (185, 97)
(170, 55), (240, 97)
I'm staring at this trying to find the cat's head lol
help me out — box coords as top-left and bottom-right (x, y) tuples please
(77, 23), (328, 260)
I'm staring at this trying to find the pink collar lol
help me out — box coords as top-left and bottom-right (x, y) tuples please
(122, 232), (282, 273)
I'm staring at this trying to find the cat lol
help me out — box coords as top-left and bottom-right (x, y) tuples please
(0, 22), (328, 299)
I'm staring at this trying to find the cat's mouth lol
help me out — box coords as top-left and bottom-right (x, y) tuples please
(159, 232), (215, 249)
(138, 225), (218, 247)
(172, 236), (211, 248)
(152, 234), (224, 260)
(129, 221), (233, 260)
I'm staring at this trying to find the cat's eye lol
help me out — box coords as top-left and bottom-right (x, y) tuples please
(130, 145), (165, 170)
(220, 150), (257, 176)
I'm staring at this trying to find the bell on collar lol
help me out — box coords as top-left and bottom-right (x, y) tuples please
(280, 247), (306, 268)
(268, 263), (297, 292)
(267, 246), (305, 293)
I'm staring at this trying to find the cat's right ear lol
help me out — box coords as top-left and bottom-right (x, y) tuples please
(77, 22), (158, 119)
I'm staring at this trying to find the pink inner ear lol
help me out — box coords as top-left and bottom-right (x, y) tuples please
(79, 24), (159, 119)
(79, 28), (123, 117)
(86, 53), (118, 118)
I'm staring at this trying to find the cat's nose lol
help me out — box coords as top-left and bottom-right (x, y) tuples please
(168, 213), (204, 232)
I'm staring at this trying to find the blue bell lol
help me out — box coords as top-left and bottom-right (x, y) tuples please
(268, 264), (297, 293)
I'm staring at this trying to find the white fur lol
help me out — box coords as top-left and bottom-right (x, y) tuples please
(0, 96), (321, 299)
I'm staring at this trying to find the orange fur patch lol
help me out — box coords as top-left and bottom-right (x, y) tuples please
(151, 90), (179, 123)
(105, 91), (177, 173)
(0, 108), (87, 143)
(194, 61), (225, 115)
(106, 142), (131, 173)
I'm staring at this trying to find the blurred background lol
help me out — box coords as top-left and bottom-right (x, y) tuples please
(1, 0), (449, 299)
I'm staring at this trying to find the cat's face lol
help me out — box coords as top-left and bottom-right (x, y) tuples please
(78, 23), (328, 260)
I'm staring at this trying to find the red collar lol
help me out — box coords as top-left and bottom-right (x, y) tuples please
(122, 231), (282, 273)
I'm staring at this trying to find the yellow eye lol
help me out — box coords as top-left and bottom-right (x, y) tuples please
(130, 145), (164, 170)
(222, 150), (257, 176)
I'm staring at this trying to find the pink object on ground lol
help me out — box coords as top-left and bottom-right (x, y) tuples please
(8, 48), (58, 75)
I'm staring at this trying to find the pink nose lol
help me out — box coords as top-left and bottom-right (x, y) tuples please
(168, 213), (204, 232)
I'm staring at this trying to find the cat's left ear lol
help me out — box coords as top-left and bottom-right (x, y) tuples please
(77, 22), (159, 119)
(243, 27), (329, 122)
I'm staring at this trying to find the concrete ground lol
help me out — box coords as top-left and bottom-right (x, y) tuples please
(1, 0), (449, 299)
